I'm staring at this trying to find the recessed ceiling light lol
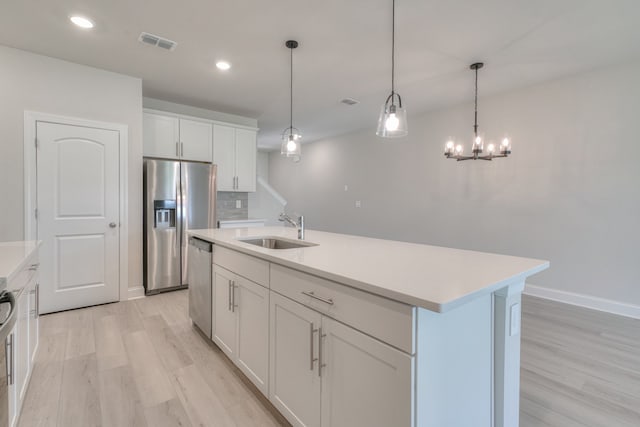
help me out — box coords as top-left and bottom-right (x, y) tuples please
(70, 16), (94, 29)
(216, 61), (231, 71)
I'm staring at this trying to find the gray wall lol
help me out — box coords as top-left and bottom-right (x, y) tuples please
(0, 45), (144, 292)
(270, 60), (640, 306)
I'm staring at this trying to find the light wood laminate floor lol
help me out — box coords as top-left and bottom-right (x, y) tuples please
(521, 296), (640, 427)
(18, 289), (289, 427)
(18, 291), (640, 426)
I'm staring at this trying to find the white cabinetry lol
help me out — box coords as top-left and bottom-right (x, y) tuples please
(143, 112), (212, 162)
(269, 291), (413, 427)
(269, 292), (321, 427)
(143, 112), (179, 159)
(211, 264), (269, 394)
(7, 253), (39, 427)
(320, 317), (413, 427)
(213, 124), (257, 192)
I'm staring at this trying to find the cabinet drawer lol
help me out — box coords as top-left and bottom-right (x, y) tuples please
(9, 257), (38, 292)
(270, 264), (415, 354)
(213, 246), (269, 287)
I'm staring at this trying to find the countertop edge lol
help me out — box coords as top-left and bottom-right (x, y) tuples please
(189, 231), (549, 313)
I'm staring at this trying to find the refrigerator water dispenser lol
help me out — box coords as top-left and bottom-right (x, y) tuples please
(153, 200), (176, 229)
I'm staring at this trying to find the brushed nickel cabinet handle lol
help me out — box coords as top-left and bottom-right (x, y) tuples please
(302, 291), (334, 306)
(176, 142), (180, 157)
(318, 327), (326, 377)
(310, 323), (318, 371)
(231, 281), (237, 312)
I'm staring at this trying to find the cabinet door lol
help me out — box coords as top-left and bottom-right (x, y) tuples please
(320, 317), (414, 427)
(234, 128), (257, 192)
(16, 290), (30, 402)
(29, 282), (39, 364)
(235, 277), (269, 395)
(143, 113), (180, 159)
(270, 292), (321, 427)
(180, 118), (212, 162)
(212, 266), (237, 359)
(212, 124), (236, 191)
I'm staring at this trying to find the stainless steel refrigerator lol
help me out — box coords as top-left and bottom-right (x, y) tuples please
(143, 158), (216, 295)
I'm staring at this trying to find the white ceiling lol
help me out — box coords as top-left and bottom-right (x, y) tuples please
(1, 0), (640, 149)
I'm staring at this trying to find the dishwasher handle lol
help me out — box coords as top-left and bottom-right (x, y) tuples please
(189, 237), (212, 253)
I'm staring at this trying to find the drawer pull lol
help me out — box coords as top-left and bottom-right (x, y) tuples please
(28, 263), (40, 271)
(302, 291), (334, 306)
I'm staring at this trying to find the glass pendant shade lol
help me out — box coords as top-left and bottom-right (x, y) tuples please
(281, 128), (301, 157)
(376, 100), (408, 138)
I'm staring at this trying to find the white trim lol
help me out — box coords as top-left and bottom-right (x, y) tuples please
(524, 283), (640, 320)
(127, 286), (146, 300)
(24, 111), (130, 303)
(143, 108), (260, 132)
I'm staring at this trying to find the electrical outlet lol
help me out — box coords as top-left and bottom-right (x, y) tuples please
(236, 200), (242, 209)
(355, 200), (361, 208)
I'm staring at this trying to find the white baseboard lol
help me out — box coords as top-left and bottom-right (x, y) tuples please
(127, 286), (145, 300)
(524, 284), (640, 320)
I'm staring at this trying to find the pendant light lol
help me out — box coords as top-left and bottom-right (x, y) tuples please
(444, 62), (511, 161)
(281, 40), (302, 159)
(376, 0), (408, 138)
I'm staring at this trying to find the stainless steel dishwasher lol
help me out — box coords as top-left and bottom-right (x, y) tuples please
(188, 237), (213, 338)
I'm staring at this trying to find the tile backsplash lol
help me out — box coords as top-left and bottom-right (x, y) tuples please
(216, 192), (248, 222)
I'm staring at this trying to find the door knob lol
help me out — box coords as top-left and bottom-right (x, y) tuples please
(109, 222), (117, 228)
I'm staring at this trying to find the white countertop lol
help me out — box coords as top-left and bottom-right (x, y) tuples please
(0, 241), (40, 290)
(189, 227), (549, 312)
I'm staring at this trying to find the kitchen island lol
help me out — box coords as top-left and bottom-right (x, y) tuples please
(188, 227), (549, 427)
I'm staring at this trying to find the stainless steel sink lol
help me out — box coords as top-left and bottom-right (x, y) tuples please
(237, 237), (318, 249)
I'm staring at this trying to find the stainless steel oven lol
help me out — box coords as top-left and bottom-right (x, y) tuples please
(0, 291), (17, 427)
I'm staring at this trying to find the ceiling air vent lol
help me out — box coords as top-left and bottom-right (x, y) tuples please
(340, 98), (360, 106)
(138, 32), (178, 51)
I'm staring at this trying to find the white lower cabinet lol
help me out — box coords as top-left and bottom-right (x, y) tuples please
(211, 264), (269, 395)
(269, 292), (322, 427)
(269, 292), (414, 427)
(320, 316), (413, 427)
(8, 276), (39, 427)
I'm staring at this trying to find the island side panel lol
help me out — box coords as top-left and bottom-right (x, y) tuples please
(415, 294), (493, 427)
(494, 281), (525, 427)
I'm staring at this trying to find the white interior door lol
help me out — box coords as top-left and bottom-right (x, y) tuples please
(37, 121), (120, 314)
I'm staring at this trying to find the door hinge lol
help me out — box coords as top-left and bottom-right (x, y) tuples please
(34, 208), (38, 219)
(34, 138), (38, 149)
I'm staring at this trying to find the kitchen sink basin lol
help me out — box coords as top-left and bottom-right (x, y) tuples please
(237, 237), (318, 249)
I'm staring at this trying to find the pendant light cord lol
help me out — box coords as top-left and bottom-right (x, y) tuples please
(290, 46), (293, 131)
(391, 0), (395, 98)
(474, 66), (478, 137)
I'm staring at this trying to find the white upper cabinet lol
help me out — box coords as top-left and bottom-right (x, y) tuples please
(213, 125), (236, 191)
(143, 111), (213, 163)
(213, 124), (257, 192)
(234, 128), (257, 192)
(143, 112), (179, 160)
(179, 118), (212, 162)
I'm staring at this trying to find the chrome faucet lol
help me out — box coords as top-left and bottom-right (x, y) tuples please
(279, 213), (305, 240)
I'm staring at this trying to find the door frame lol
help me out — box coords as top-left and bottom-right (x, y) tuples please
(23, 111), (129, 303)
